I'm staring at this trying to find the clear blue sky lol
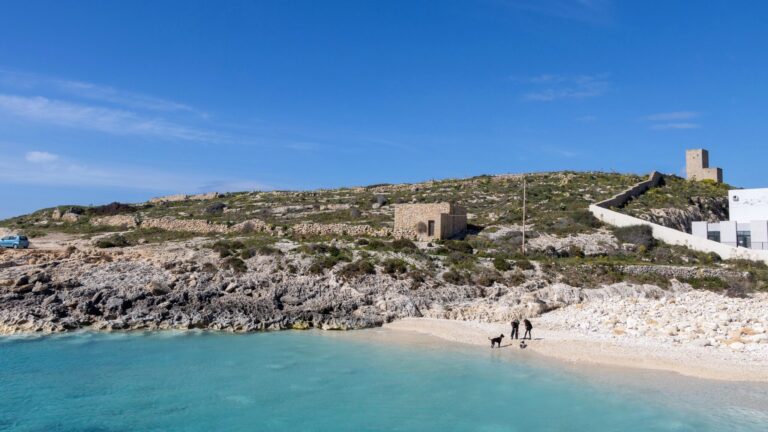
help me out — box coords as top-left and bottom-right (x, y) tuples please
(1, 1), (766, 218)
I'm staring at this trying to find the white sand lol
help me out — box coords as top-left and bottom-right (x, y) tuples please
(385, 318), (768, 382)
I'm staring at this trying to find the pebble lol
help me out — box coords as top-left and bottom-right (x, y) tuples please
(538, 289), (768, 361)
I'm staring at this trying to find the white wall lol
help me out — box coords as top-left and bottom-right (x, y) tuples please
(751, 221), (768, 249)
(729, 188), (768, 223)
(691, 221), (708, 238)
(589, 204), (768, 264)
(720, 221), (738, 245)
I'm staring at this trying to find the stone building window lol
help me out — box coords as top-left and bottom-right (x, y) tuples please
(427, 220), (435, 237)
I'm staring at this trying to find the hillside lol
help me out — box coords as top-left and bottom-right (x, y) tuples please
(620, 175), (731, 232)
(1, 170), (766, 336)
(3, 171), (644, 238)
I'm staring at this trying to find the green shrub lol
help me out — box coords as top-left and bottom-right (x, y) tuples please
(507, 270), (526, 286)
(240, 248), (257, 259)
(493, 256), (511, 271)
(439, 240), (473, 254)
(442, 270), (466, 285)
(257, 245), (282, 256)
(613, 225), (656, 249)
(308, 262), (325, 275)
(212, 240), (246, 257)
(571, 210), (602, 229)
(95, 234), (130, 248)
(706, 252), (722, 263)
(567, 245), (585, 258)
(383, 258), (409, 275)
(308, 253), (349, 274)
(514, 259), (534, 271)
(365, 239), (388, 250)
(408, 270), (427, 287)
(88, 202), (135, 216)
(556, 264), (623, 288)
(391, 238), (418, 251)
(474, 269), (502, 287)
(447, 252), (476, 271)
(681, 276), (729, 292)
(338, 260), (376, 279)
(222, 257), (247, 273)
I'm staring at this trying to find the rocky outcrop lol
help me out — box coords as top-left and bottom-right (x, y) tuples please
(3, 244), (741, 335)
(92, 215), (139, 228)
(633, 197), (729, 233)
(421, 282), (671, 322)
(539, 287), (768, 355)
(51, 208), (82, 223)
(617, 264), (747, 280)
(2, 232), (764, 337)
(149, 192), (222, 204)
(527, 230), (619, 256)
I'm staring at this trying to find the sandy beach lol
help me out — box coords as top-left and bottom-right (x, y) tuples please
(385, 318), (768, 382)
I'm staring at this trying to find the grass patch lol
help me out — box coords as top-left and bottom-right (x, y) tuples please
(337, 260), (376, 280)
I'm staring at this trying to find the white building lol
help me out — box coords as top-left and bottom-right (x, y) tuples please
(692, 189), (768, 250)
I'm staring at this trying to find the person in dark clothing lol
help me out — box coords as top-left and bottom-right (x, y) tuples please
(510, 319), (520, 340)
(523, 319), (533, 340)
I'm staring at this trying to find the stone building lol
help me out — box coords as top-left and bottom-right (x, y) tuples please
(394, 202), (467, 240)
(686, 149), (723, 183)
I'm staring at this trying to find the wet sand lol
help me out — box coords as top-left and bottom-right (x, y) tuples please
(383, 318), (768, 382)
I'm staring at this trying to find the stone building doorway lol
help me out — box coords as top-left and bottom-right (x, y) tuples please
(427, 220), (435, 237)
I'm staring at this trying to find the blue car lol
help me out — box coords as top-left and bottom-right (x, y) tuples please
(0, 235), (30, 249)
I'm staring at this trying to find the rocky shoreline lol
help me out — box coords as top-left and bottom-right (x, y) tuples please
(538, 287), (768, 359)
(2, 236), (768, 374)
(0, 237), (701, 335)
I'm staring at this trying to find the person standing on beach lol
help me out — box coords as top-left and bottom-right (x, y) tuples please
(510, 319), (520, 340)
(523, 319), (533, 340)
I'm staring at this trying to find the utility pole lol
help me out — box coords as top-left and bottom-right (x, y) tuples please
(521, 176), (527, 256)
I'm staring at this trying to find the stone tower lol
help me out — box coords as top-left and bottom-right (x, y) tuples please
(686, 149), (723, 183)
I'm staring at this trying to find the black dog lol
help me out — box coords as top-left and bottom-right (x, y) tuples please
(488, 334), (505, 348)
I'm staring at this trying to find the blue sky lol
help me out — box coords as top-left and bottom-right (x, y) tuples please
(1, 1), (767, 218)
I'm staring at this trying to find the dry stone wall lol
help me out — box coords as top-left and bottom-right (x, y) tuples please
(91, 215), (139, 229)
(290, 223), (392, 238)
(141, 217), (229, 234)
(600, 171), (663, 209)
(89, 214), (392, 238)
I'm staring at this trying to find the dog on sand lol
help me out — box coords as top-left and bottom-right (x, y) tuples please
(488, 334), (505, 348)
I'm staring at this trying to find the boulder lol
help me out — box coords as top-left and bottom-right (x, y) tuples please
(32, 282), (50, 294)
(61, 212), (80, 223)
(105, 297), (128, 313)
(146, 280), (171, 296)
(42, 294), (60, 306)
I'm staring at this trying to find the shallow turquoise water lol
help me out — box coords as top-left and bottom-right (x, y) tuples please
(1, 330), (767, 431)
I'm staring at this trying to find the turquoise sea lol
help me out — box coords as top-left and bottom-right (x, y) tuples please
(1, 329), (767, 432)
